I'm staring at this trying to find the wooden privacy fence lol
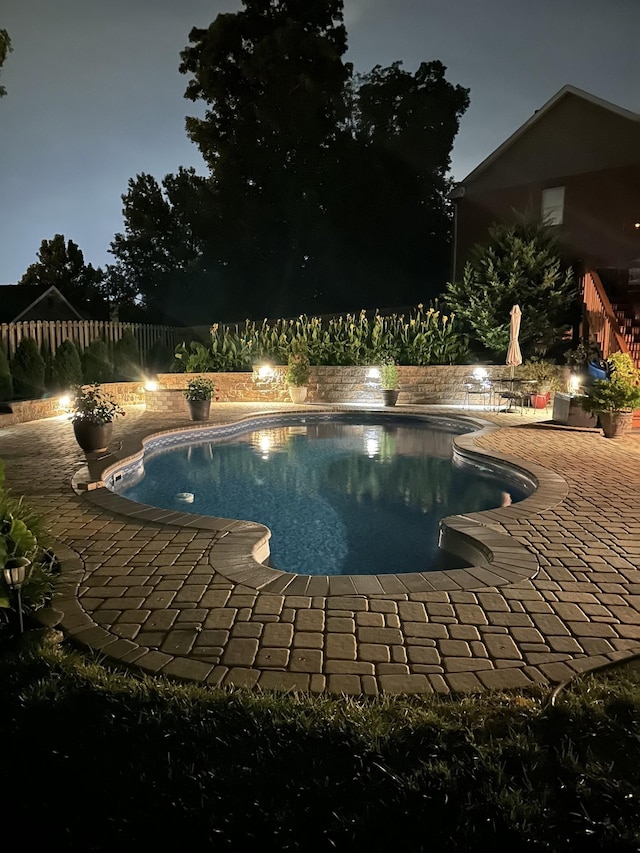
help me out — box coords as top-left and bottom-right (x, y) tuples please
(0, 320), (183, 366)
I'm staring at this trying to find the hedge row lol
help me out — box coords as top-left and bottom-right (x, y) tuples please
(0, 332), (173, 402)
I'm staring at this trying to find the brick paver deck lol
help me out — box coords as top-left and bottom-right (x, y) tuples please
(3, 402), (640, 695)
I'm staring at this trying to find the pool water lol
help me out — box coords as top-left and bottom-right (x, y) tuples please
(115, 415), (530, 576)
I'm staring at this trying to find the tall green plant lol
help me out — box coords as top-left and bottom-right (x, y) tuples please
(173, 304), (469, 372)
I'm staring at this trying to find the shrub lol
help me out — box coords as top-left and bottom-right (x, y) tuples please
(285, 351), (310, 387)
(41, 340), (54, 389)
(445, 215), (578, 360)
(10, 337), (45, 399)
(51, 340), (83, 390)
(113, 330), (140, 380)
(82, 339), (112, 383)
(0, 345), (13, 401)
(146, 338), (174, 374)
(183, 377), (215, 401)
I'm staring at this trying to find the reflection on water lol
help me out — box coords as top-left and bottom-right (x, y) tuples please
(117, 416), (530, 576)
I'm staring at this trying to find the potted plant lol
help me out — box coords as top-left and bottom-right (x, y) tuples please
(183, 376), (215, 421)
(519, 359), (560, 409)
(380, 359), (399, 406)
(70, 383), (125, 453)
(285, 351), (310, 403)
(581, 352), (640, 438)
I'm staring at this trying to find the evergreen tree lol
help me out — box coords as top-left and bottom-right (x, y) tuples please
(445, 217), (579, 360)
(82, 340), (112, 383)
(11, 338), (45, 399)
(0, 345), (13, 401)
(113, 330), (140, 380)
(51, 340), (83, 390)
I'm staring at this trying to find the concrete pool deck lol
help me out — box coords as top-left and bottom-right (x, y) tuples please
(3, 402), (640, 695)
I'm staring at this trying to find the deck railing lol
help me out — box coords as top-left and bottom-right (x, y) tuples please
(581, 270), (629, 360)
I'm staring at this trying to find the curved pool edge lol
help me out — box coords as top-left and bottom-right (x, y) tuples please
(71, 407), (569, 597)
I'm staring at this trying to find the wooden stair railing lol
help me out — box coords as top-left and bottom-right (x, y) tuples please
(581, 270), (640, 429)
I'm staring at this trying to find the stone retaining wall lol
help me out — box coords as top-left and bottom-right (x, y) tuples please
(0, 367), (522, 425)
(150, 365), (516, 410)
(0, 382), (146, 427)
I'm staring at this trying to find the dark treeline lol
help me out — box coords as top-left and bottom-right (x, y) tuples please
(108, 0), (469, 324)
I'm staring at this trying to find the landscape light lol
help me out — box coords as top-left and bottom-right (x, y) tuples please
(367, 368), (381, 380)
(3, 559), (29, 634)
(144, 380), (158, 391)
(472, 367), (488, 381)
(58, 394), (71, 410)
(256, 364), (275, 381)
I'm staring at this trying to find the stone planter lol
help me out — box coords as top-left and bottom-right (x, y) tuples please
(72, 421), (113, 453)
(187, 400), (211, 421)
(288, 386), (308, 403)
(382, 389), (399, 407)
(599, 410), (634, 439)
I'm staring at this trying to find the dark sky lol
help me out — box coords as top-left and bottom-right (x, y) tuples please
(1, 0), (637, 283)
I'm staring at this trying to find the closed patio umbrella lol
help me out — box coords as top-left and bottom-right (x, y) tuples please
(506, 304), (522, 379)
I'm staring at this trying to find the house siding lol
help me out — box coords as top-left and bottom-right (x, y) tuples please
(452, 91), (640, 280)
(454, 163), (640, 276)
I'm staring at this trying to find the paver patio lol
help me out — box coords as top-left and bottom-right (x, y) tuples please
(2, 402), (640, 695)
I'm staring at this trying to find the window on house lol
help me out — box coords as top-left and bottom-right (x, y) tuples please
(541, 186), (565, 226)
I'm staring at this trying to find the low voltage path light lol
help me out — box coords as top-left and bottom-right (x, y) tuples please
(3, 559), (30, 634)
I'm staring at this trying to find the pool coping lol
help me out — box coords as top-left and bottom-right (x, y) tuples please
(71, 407), (569, 598)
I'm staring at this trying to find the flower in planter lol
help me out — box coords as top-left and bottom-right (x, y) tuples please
(70, 383), (125, 425)
(183, 377), (215, 401)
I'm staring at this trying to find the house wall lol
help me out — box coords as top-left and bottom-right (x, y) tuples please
(453, 163), (640, 278)
(452, 93), (640, 280)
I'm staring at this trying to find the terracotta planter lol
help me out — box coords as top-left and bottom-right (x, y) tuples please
(73, 420), (113, 453)
(187, 399), (211, 421)
(382, 389), (399, 407)
(288, 386), (308, 403)
(599, 410), (634, 439)
(530, 394), (548, 409)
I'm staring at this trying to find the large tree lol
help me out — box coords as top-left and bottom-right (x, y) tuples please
(19, 234), (108, 317)
(108, 168), (219, 322)
(109, 0), (469, 323)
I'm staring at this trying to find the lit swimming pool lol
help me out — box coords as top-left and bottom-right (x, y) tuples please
(110, 413), (532, 576)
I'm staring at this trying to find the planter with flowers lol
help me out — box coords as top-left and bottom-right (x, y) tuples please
(581, 351), (640, 438)
(70, 383), (125, 453)
(285, 352), (310, 403)
(183, 377), (215, 421)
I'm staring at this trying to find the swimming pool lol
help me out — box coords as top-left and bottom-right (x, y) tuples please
(109, 413), (532, 576)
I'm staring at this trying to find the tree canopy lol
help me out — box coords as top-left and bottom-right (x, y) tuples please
(19, 234), (109, 317)
(108, 0), (469, 324)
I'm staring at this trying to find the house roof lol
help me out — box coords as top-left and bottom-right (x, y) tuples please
(456, 85), (640, 188)
(0, 284), (85, 323)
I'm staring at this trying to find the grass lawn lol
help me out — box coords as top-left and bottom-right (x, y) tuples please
(2, 628), (639, 851)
